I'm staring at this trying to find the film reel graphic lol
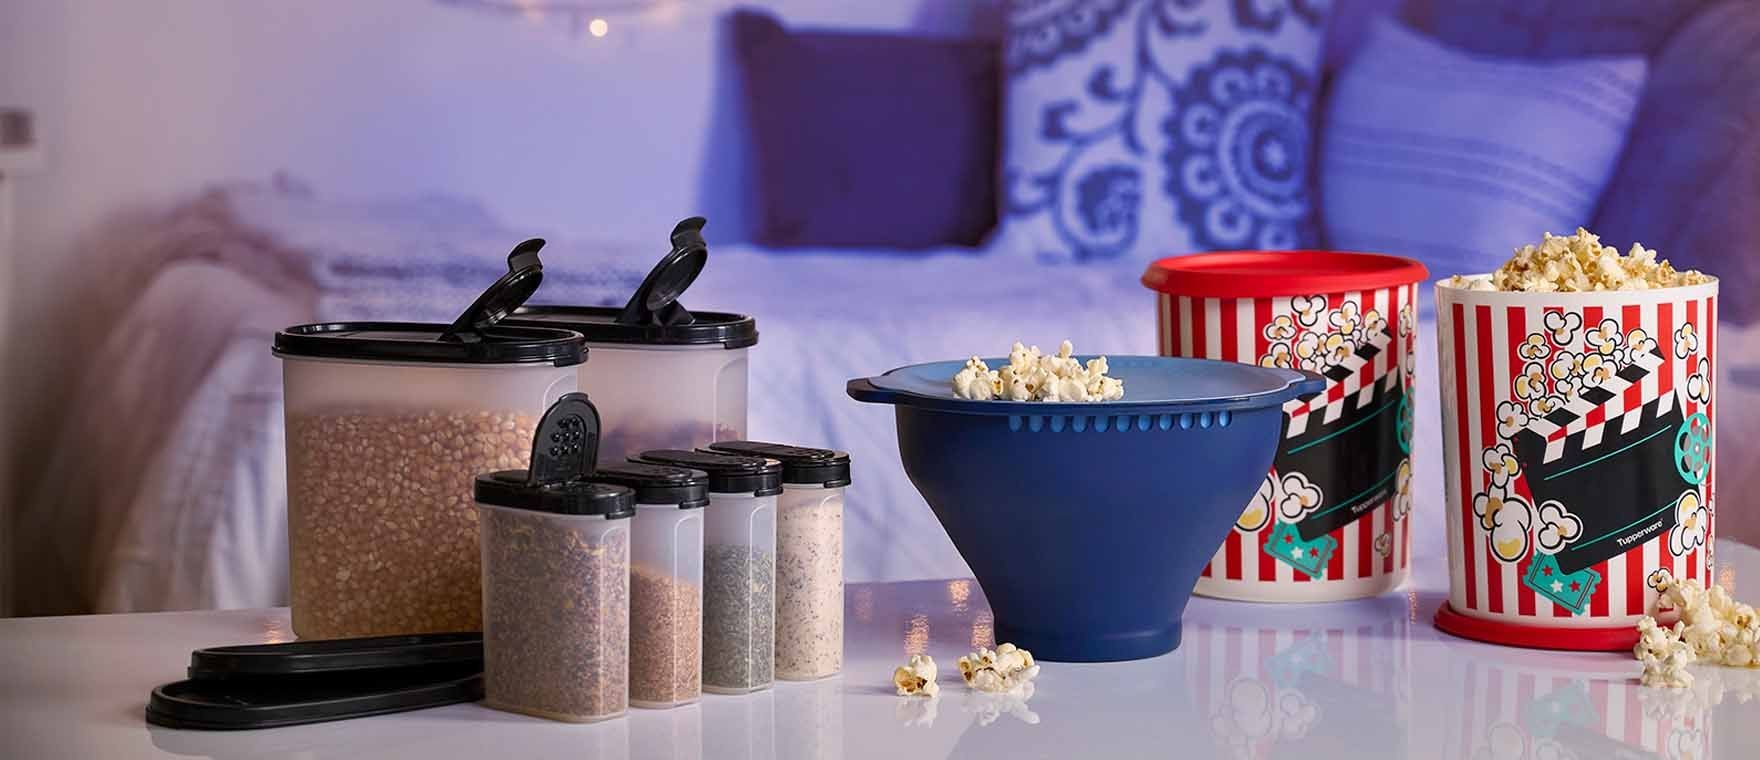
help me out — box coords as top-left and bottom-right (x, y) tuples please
(1675, 412), (1712, 486)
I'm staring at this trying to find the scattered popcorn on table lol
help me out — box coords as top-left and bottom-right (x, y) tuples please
(956, 642), (1040, 694)
(1634, 569), (1760, 688)
(950, 341), (1124, 402)
(1446, 228), (1711, 292)
(893, 654), (940, 697)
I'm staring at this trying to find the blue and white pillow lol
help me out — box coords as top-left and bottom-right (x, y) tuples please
(1319, 16), (1648, 282)
(992, 0), (1329, 265)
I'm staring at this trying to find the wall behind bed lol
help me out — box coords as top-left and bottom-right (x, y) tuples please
(0, 0), (1005, 615)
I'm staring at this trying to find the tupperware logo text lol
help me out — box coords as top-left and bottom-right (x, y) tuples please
(1615, 518), (1667, 549)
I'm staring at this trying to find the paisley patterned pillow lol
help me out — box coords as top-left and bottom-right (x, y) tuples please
(992, 0), (1328, 264)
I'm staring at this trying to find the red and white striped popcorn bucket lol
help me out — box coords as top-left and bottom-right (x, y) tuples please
(1439, 644), (1713, 760)
(1183, 596), (1412, 759)
(1433, 279), (1719, 650)
(1144, 252), (1430, 602)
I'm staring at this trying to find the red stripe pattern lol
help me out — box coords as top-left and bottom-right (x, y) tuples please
(1162, 286), (1416, 598)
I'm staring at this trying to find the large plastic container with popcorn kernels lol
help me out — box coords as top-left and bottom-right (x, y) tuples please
(591, 462), (709, 709)
(476, 393), (635, 723)
(1143, 251), (1429, 603)
(508, 218), (756, 466)
(274, 242), (585, 640)
(707, 441), (850, 681)
(636, 449), (780, 694)
(1432, 276), (1719, 651)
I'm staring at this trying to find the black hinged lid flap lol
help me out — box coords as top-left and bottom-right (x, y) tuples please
(275, 240), (585, 366)
(634, 449), (782, 496)
(507, 217), (757, 348)
(704, 441), (851, 487)
(189, 633), (483, 680)
(591, 462), (711, 507)
(473, 393), (635, 517)
(441, 238), (546, 341)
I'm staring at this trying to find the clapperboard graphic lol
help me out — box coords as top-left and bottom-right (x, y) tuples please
(1265, 324), (1405, 577)
(1509, 346), (1693, 612)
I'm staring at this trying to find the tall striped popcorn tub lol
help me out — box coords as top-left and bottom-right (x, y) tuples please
(1433, 277), (1719, 650)
(1144, 252), (1429, 602)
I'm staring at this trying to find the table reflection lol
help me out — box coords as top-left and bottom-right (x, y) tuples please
(630, 703), (701, 760)
(775, 676), (843, 760)
(1183, 594), (1413, 760)
(1439, 647), (1713, 760)
(700, 689), (774, 760)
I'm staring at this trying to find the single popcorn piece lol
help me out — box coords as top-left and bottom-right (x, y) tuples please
(1448, 228), (1711, 292)
(893, 654), (940, 697)
(957, 642), (1040, 694)
(949, 340), (1125, 402)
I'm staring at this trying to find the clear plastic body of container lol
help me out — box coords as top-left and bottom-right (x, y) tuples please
(629, 503), (705, 708)
(774, 484), (845, 680)
(478, 502), (631, 723)
(701, 491), (777, 694)
(579, 343), (748, 464)
(280, 356), (576, 639)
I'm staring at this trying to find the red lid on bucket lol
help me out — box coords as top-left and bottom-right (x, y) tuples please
(1142, 251), (1429, 298)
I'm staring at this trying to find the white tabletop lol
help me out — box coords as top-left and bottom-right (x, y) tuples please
(3, 542), (1758, 760)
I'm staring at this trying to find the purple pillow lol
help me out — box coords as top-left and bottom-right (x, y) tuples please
(729, 9), (1000, 249)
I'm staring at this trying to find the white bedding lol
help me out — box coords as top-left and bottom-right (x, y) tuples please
(90, 187), (1760, 612)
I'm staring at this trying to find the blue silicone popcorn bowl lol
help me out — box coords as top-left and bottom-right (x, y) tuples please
(848, 356), (1323, 662)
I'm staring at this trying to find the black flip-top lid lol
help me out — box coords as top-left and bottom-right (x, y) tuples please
(273, 322), (585, 366)
(705, 441), (851, 488)
(507, 217), (758, 349)
(473, 392), (635, 517)
(188, 633), (483, 680)
(146, 663), (482, 731)
(274, 239), (587, 366)
(635, 449), (783, 497)
(592, 462), (711, 508)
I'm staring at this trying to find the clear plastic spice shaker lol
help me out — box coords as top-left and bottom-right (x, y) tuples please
(706, 442), (849, 681)
(592, 462), (710, 709)
(636, 450), (780, 694)
(476, 393), (635, 723)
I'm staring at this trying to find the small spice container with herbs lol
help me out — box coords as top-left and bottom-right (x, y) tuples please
(592, 462), (709, 709)
(635, 450), (780, 694)
(477, 393), (635, 723)
(706, 442), (849, 681)
(273, 241), (586, 640)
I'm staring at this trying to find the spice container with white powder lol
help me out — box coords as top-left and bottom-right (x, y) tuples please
(508, 218), (757, 466)
(274, 242), (585, 639)
(707, 442), (849, 681)
(592, 462), (709, 709)
(476, 393), (635, 723)
(636, 450), (780, 694)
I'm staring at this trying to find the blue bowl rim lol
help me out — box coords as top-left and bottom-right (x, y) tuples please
(847, 355), (1325, 417)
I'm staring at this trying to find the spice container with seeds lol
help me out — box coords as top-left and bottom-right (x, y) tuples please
(592, 462), (709, 709)
(477, 392), (635, 723)
(635, 450), (780, 694)
(707, 441), (849, 681)
(508, 218), (757, 466)
(274, 241), (586, 639)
